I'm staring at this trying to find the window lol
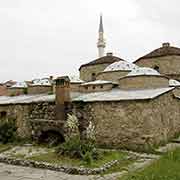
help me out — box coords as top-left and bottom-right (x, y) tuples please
(85, 86), (88, 90)
(100, 85), (103, 89)
(153, 65), (160, 72)
(91, 73), (96, 81)
(93, 86), (96, 89)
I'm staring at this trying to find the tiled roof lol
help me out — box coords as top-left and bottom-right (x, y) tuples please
(79, 56), (123, 70)
(135, 43), (180, 63)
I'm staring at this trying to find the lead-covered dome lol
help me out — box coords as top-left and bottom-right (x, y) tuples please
(127, 67), (160, 77)
(104, 61), (138, 72)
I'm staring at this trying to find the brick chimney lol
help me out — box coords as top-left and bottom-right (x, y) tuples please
(55, 76), (71, 121)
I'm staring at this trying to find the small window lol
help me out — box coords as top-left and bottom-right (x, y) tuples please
(92, 86), (96, 89)
(92, 73), (96, 81)
(100, 85), (103, 89)
(0, 111), (7, 119)
(85, 86), (88, 90)
(153, 65), (160, 72)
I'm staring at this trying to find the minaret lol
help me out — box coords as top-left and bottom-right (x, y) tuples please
(97, 14), (106, 58)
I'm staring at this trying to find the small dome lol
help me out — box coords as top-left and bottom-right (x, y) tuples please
(127, 67), (160, 77)
(32, 78), (51, 86)
(69, 76), (84, 83)
(11, 82), (27, 88)
(104, 61), (138, 72)
(169, 79), (180, 87)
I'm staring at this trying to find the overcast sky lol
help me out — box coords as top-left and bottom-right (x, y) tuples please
(0, 0), (180, 82)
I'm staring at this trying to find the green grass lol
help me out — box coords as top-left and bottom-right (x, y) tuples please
(120, 148), (180, 180)
(27, 150), (129, 168)
(0, 144), (12, 153)
(102, 158), (136, 175)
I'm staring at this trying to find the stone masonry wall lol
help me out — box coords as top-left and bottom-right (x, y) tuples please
(28, 86), (52, 95)
(97, 71), (129, 82)
(80, 63), (111, 82)
(7, 88), (26, 96)
(118, 76), (169, 89)
(135, 55), (180, 80)
(80, 84), (113, 93)
(0, 104), (31, 138)
(0, 102), (56, 139)
(73, 91), (180, 151)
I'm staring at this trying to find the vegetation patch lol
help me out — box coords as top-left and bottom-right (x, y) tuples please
(0, 118), (17, 144)
(27, 150), (129, 168)
(120, 148), (180, 180)
(0, 144), (12, 153)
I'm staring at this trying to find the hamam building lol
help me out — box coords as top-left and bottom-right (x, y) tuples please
(0, 16), (180, 151)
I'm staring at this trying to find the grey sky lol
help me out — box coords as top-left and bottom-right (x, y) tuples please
(0, 0), (179, 82)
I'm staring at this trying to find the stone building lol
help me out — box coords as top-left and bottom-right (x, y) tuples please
(1, 16), (180, 152)
(134, 42), (180, 80)
(28, 78), (52, 95)
(79, 53), (122, 82)
(0, 84), (7, 96)
(7, 82), (28, 96)
(80, 80), (117, 93)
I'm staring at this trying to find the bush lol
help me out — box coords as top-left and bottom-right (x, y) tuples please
(0, 119), (17, 144)
(57, 114), (100, 165)
(56, 136), (100, 165)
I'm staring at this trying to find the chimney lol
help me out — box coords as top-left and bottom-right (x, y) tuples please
(106, 52), (113, 56)
(55, 76), (71, 121)
(162, 42), (170, 47)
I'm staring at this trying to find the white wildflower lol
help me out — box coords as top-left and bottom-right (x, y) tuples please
(86, 121), (95, 141)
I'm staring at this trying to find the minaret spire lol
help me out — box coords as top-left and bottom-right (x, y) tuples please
(97, 14), (106, 57)
(99, 14), (104, 33)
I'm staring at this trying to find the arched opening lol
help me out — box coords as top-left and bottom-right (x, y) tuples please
(0, 111), (7, 120)
(38, 130), (65, 146)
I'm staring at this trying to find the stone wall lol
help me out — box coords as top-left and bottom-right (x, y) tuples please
(7, 88), (26, 96)
(0, 85), (7, 96)
(97, 71), (129, 82)
(80, 83), (113, 93)
(0, 102), (57, 140)
(118, 75), (169, 89)
(80, 63), (111, 82)
(135, 55), (180, 80)
(28, 86), (52, 95)
(73, 91), (180, 151)
(0, 104), (31, 138)
(70, 83), (81, 92)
